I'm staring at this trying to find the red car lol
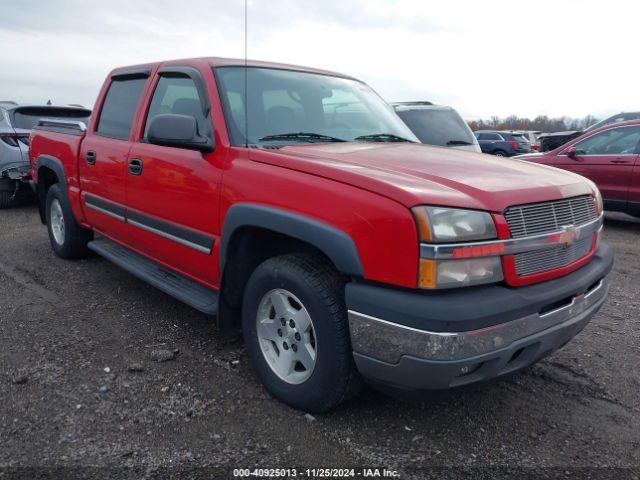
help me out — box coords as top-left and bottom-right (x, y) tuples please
(517, 120), (640, 218)
(29, 57), (612, 411)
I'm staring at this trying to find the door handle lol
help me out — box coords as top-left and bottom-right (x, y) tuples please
(611, 158), (630, 164)
(85, 150), (96, 165)
(128, 158), (143, 176)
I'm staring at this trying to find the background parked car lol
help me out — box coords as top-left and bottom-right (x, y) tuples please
(516, 120), (640, 217)
(392, 101), (481, 153)
(538, 112), (640, 152)
(0, 102), (90, 208)
(520, 130), (542, 151)
(474, 130), (531, 156)
(538, 130), (582, 152)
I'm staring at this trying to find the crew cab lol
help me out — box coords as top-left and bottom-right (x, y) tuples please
(517, 120), (640, 218)
(30, 57), (613, 412)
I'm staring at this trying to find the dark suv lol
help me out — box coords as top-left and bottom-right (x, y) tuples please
(474, 130), (531, 156)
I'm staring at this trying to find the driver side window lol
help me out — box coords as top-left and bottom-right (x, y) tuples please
(144, 74), (208, 139)
(574, 126), (640, 155)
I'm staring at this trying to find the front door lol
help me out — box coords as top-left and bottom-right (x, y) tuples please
(124, 67), (223, 283)
(552, 125), (640, 206)
(79, 73), (149, 241)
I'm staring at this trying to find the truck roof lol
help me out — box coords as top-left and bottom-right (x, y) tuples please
(109, 57), (356, 81)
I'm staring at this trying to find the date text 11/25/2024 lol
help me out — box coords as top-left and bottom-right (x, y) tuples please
(232, 468), (401, 478)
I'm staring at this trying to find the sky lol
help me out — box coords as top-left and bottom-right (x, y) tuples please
(0, 0), (637, 120)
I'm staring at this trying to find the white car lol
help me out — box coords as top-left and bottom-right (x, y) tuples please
(392, 102), (482, 153)
(519, 130), (542, 151)
(504, 130), (541, 151)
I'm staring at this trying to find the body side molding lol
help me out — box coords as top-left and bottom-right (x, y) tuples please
(220, 203), (364, 277)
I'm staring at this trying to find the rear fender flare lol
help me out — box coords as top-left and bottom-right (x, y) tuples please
(35, 155), (67, 223)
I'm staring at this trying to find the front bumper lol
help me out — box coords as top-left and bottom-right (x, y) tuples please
(346, 243), (613, 391)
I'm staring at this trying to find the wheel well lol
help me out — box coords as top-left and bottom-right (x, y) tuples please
(218, 226), (339, 337)
(36, 166), (59, 223)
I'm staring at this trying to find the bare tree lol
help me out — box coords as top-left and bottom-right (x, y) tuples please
(469, 114), (601, 133)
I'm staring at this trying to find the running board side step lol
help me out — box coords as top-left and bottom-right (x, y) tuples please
(88, 237), (218, 315)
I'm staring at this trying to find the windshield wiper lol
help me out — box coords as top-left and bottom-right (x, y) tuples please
(355, 133), (414, 143)
(446, 140), (473, 146)
(258, 132), (345, 143)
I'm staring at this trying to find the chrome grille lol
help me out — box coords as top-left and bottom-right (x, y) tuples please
(514, 236), (593, 276)
(505, 196), (598, 276)
(504, 196), (597, 239)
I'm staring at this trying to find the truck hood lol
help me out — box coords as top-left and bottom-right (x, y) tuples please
(251, 143), (596, 212)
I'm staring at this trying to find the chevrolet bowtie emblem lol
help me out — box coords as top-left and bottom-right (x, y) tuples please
(558, 225), (580, 245)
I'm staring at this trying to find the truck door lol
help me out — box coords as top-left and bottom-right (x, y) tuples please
(553, 125), (640, 209)
(79, 71), (149, 241)
(124, 66), (223, 283)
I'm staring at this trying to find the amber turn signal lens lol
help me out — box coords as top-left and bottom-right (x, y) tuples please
(412, 207), (432, 242)
(418, 258), (437, 289)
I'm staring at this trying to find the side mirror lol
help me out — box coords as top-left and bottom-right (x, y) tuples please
(147, 114), (214, 152)
(566, 146), (578, 159)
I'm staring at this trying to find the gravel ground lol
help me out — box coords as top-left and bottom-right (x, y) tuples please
(1, 203), (639, 479)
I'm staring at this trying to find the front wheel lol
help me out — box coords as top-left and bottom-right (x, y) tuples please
(242, 254), (362, 412)
(45, 184), (93, 259)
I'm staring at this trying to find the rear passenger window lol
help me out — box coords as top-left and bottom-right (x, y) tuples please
(144, 75), (208, 139)
(96, 77), (147, 140)
(477, 133), (496, 140)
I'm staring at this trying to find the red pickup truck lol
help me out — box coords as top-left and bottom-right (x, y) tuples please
(29, 57), (613, 412)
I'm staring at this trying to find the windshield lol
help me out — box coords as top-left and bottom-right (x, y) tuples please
(394, 108), (477, 147)
(215, 67), (418, 146)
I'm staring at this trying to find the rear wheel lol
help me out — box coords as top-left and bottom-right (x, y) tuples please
(45, 184), (93, 259)
(493, 150), (507, 157)
(242, 254), (362, 412)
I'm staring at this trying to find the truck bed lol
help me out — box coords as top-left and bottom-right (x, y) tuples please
(29, 119), (88, 223)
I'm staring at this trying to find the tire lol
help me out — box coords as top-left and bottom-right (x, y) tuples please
(45, 184), (93, 259)
(0, 191), (16, 209)
(493, 150), (507, 157)
(242, 253), (362, 412)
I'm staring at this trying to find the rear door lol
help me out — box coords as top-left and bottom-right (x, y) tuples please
(124, 65), (223, 282)
(554, 125), (640, 207)
(79, 71), (150, 241)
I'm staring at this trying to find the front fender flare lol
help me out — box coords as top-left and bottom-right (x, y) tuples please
(220, 203), (364, 277)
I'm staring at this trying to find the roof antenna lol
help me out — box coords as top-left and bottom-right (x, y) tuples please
(244, 0), (248, 147)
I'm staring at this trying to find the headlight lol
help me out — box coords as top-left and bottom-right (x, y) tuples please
(412, 206), (502, 289)
(412, 207), (497, 243)
(594, 190), (603, 215)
